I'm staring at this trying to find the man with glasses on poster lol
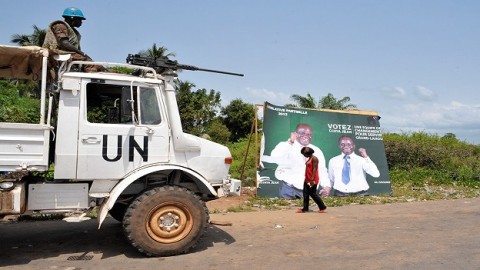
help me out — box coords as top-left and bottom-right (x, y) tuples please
(323, 135), (380, 196)
(269, 123), (329, 199)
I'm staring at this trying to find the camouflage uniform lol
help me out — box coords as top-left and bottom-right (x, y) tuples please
(43, 20), (98, 72)
(43, 20), (90, 60)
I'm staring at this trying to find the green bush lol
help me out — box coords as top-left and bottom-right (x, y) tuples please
(227, 131), (480, 189)
(384, 131), (480, 186)
(227, 136), (259, 187)
(0, 80), (40, 123)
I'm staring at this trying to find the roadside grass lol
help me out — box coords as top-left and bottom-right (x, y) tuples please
(220, 167), (480, 213)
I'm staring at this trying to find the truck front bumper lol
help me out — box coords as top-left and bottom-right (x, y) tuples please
(218, 176), (241, 197)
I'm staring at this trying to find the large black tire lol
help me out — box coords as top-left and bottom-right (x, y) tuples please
(123, 186), (209, 257)
(109, 203), (128, 222)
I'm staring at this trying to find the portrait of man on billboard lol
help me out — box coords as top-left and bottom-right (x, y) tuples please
(262, 123), (329, 199)
(321, 135), (380, 196)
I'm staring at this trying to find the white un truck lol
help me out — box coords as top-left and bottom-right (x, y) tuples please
(0, 45), (242, 256)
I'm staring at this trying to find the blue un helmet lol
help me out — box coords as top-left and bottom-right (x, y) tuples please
(62, 7), (86, 20)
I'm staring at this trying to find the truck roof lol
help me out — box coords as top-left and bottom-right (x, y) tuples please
(62, 69), (166, 85)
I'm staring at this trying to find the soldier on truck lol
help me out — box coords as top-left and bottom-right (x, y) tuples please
(43, 7), (98, 72)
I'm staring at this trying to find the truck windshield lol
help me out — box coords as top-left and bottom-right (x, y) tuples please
(139, 87), (161, 125)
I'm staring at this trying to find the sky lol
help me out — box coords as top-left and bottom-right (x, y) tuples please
(1, 1), (480, 144)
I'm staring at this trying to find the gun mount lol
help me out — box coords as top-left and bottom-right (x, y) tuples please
(126, 54), (244, 77)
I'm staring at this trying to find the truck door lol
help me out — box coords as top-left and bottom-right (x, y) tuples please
(76, 80), (170, 180)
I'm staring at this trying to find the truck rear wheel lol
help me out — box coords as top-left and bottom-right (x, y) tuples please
(123, 186), (209, 256)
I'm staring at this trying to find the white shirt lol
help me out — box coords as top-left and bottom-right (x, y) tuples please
(327, 153), (380, 193)
(262, 140), (328, 190)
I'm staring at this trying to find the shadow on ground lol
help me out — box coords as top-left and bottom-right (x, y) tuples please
(0, 217), (234, 267)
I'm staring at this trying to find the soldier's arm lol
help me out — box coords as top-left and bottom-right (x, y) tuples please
(58, 39), (86, 56)
(52, 23), (87, 56)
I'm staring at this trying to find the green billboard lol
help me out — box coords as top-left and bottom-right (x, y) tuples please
(258, 102), (391, 198)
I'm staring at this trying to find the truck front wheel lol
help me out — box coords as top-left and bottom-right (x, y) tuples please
(123, 186), (209, 256)
(109, 202), (128, 222)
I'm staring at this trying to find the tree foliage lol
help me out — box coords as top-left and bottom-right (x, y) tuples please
(11, 25), (46, 47)
(319, 93), (357, 110)
(205, 118), (231, 145)
(0, 80), (40, 123)
(287, 92), (357, 110)
(221, 99), (255, 142)
(287, 93), (316, 108)
(175, 81), (221, 136)
(138, 43), (175, 59)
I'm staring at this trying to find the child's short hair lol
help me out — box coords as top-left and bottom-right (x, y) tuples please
(301, 146), (314, 156)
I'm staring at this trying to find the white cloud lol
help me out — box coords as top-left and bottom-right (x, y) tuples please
(381, 87), (406, 99)
(379, 100), (480, 143)
(415, 85), (436, 101)
(245, 87), (291, 105)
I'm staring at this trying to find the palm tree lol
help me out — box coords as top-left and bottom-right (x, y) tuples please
(139, 43), (175, 59)
(138, 43), (179, 74)
(288, 93), (317, 108)
(10, 34), (31, 46)
(30, 25), (46, 46)
(10, 25), (46, 46)
(287, 92), (357, 110)
(318, 93), (357, 110)
(9, 25), (47, 98)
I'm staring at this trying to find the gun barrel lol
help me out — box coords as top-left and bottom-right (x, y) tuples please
(126, 54), (244, 77)
(200, 68), (244, 77)
(179, 64), (244, 77)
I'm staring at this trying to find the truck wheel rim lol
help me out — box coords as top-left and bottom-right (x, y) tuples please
(146, 203), (194, 244)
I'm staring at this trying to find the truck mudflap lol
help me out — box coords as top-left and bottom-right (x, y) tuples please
(96, 164), (218, 228)
(0, 182), (25, 215)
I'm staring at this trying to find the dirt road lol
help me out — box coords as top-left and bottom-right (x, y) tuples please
(1, 197), (479, 270)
